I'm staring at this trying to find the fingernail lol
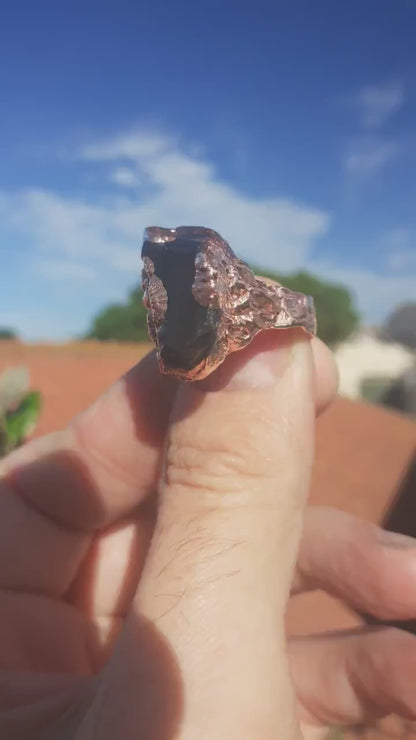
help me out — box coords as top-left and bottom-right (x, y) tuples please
(201, 330), (298, 391)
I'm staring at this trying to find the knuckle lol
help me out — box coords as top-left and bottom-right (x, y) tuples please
(164, 432), (271, 496)
(349, 523), (410, 617)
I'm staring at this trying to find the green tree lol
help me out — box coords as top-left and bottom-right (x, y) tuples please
(0, 328), (17, 340)
(85, 288), (149, 342)
(86, 271), (359, 347)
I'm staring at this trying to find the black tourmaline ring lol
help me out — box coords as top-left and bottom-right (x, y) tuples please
(141, 226), (316, 381)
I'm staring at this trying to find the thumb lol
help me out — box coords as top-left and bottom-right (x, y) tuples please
(88, 330), (314, 739)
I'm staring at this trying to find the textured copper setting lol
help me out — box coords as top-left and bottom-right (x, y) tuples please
(141, 226), (316, 381)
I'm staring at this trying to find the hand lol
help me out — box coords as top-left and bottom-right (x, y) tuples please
(1, 331), (415, 739)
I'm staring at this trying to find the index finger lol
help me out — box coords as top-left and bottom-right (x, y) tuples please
(1, 350), (178, 531)
(0, 351), (178, 600)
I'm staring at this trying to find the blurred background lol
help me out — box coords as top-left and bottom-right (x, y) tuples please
(0, 2), (415, 737)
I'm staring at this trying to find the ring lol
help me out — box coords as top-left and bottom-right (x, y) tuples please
(141, 226), (316, 381)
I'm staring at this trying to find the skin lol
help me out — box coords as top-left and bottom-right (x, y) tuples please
(1, 329), (416, 739)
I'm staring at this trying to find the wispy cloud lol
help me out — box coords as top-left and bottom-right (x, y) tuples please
(315, 262), (416, 324)
(35, 258), (97, 281)
(354, 81), (404, 129)
(341, 81), (404, 181)
(387, 251), (416, 272)
(0, 129), (415, 339)
(312, 224), (416, 321)
(109, 167), (141, 188)
(383, 228), (416, 273)
(83, 131), (169, 161)
(344, 138), (399, 177)
(0, 310), (72, 343)
(0, 131), (330, 278)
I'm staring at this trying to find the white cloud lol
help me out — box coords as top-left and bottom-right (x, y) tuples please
(35, 259), (97, 281)
(311, 261), (416, 323)
(0, 131), (330, 276)
(82, 131), (169, 161)
(0, 310), (81, 343)
(385, 226), (413, 246)
(354, 82), (404, 129)
(1, 129), (415, 339)
(345, 139), (398, 176)
(0, 188), (135, 269)
(387, 251), (416, 272)
(313, 225), (416, 321)
(84, 134), (329, 269)
(342, 82), (404, 181)
(382, 228), (416, 272)
(109, 167), (141, 188)
(313, 228), (416, 321)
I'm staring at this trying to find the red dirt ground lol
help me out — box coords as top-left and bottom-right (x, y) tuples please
(1, 341), (416, 738)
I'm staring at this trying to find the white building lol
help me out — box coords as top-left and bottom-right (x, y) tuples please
(334, 330), (415, 400)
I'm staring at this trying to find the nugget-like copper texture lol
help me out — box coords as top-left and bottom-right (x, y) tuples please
(141, 226), (316, 381)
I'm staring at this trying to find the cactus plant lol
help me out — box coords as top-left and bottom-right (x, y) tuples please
(0, 367), (42, 457)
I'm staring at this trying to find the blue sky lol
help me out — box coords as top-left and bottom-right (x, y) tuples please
(1, 0), (415, 340)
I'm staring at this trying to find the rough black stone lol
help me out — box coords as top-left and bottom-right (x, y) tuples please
(142, 235), (220, 371)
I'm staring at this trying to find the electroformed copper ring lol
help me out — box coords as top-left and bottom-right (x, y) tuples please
(141, 226), (316, 381)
